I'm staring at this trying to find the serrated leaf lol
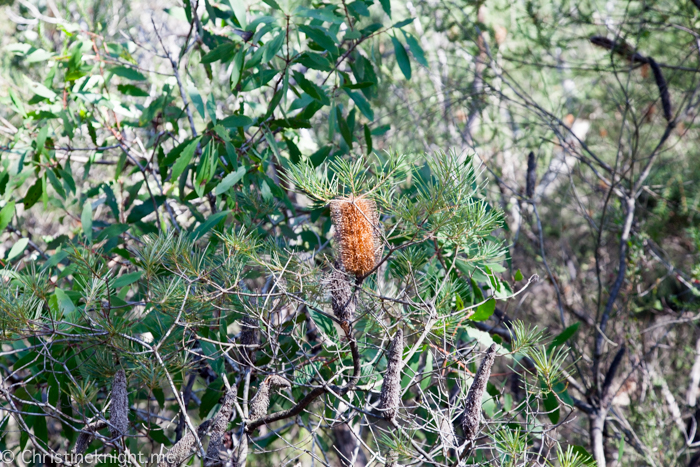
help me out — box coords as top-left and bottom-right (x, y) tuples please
(215, 167), (246, 195)
(171, 137), (202, 181)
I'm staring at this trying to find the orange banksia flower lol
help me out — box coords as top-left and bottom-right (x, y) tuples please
(330, 195), (381, 279)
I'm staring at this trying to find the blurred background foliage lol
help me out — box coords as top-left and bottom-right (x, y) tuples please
(1, 0), (700, 465)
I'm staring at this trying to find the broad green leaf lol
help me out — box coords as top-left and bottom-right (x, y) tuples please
(23, 179), (43, 210)
(391, 36), (412, 80)
(109, 66), (147, 81)
(0, 201), (15, 232)
(543, 385), (560, 424)
(228, 0), (248, 29)
(299, 25), (339, 56)
(171, 137), (202, 181)
(393, 18), (415, 29)
(81, 201), (93, 243)
(230, 47), (246, 90)
(403, 31), (428, 67)
(8, 238), (29, 261)
(378, 0), (391, 17)
(294, 5), (344, 24)
(293, 71), (329, 105)
(549, 322), (580, 349)
(344, 89), (374, 120)
(201, 42), (237, 64)
(188, 84), (206, 119)
(117, 84), (149, 97)
(190, 211), (230, 240)
(54, 288), (76, 317)
(220, 114), (252, 128)
(113, 271), (143, 289)
(514, 269), (524, 281)
(263, 32), (284, 63)
(215, 167), (247, 195)
(126, 196), (166, 223)
(470, 298), (495, 321)
(336, 107), (353, 147)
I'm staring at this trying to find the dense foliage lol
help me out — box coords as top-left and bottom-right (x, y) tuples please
(2, 0), (700, 465)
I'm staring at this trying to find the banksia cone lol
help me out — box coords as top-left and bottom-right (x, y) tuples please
(109, 369), (129, 439)
(240, 316), (259, 365)
(330, 195), (381, 278)
(72, 420), (108, 454)
(249, 375), (291, 420)
(462, 344), (497, 443)
(379, 329), (404, 420)
(205, 387), (238, 467)
(324, 266), (355, 323)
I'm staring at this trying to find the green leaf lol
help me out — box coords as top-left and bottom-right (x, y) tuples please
(81, 201), (93, 243)
(378, 0), (391, 17)
(364, 124), (372, 155)
(8, 238), (29, 261)
(344, 89), (374, 120)
(117, 84), (149, 97)
(336, 107), (353, 147)
(297, 52), (332, 71)
(46, 170), (65, 201)
(570, 446), (594, 463)
(543, 385), (560, 424)
(220, 114), (253, 128)
(294, 5), (344, 24)
(230, 47), (246, 90)
(347, 1), (370, 17)
(393, 18), (415, 29)
(391, 36), (412, 80)
(285, 138), (302, 164)
(188, 84), (206, 119)
(201, 42), (238, 64)
(215, 167), (246, 195)
(113, 271), (143, 289)
(263, 32), (284, 63)
(514, 269), (523, 281)
(171, 137), (202, 181)
(310, 145), (332, 167)
(126, 196), (166, 223)
(403, 31), (428, 67)
(293, 71), (329, 105)
(310, 310), (338, 340)
(299, 25), (339, 56)
(54, 288), (76, 317)
(228, 0), (247, 29)
(470, 298), (495, 321)
(109, 66), (147, 81)
(0, 201), (15, 232)
(549, 322), (580, 349)
(23, 179), (43, 210)
(190, 211), (229, 240)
